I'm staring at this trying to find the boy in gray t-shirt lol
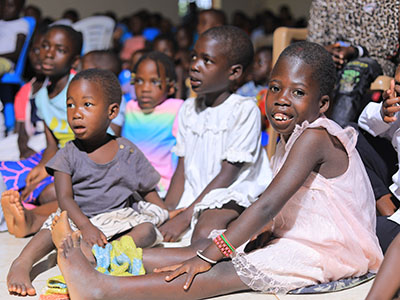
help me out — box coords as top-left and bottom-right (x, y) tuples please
(6, 69), (180, 297)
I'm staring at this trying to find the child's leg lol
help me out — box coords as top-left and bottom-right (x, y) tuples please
(57, 233), (249, 300)
(37, 182), (57, 205)
(122, 222), (159, 248)
(50, 211), (96, 267)
(191, 201), (244, 243)
(1, 190), (57, 237)
(366, 233), (400, 300)
(142, 238), (211, 272)
(7, 228), (55, 296)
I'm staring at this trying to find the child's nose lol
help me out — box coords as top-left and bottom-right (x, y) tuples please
(73, 107), (83, 119)
(45, 47), (55, 58)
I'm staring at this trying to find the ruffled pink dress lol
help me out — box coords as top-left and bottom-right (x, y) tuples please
(232, 117), (383, 294)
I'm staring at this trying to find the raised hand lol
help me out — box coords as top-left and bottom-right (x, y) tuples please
(381, 79), (400, 123)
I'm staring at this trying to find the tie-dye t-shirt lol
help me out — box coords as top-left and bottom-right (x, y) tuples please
(121, 98), (183, 195)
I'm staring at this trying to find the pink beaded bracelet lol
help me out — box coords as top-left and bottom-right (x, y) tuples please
(213, 233), (236, 257)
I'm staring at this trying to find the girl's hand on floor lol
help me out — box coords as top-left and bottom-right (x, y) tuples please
(80, 223), (108, 247)
(154, 256), (212, 290)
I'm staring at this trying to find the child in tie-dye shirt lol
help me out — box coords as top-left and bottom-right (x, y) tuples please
(122, 51), (183, 196)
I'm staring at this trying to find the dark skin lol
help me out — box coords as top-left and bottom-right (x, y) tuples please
(58, 78), (176, 248)
(21, 27), (80, 202)
(159, 34), (244, 242)
(373, 66), (400, 215)
(324, 43), (358, 69)
(49, 55), (350, 300)
(17, 34), (45, 159)
(6, 27), (80, 296)
(366, 233), (400, 300)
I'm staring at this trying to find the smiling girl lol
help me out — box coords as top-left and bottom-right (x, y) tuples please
(48, 40), (382, 300)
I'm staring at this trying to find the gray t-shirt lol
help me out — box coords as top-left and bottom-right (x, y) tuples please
(46, 137), (160, 218)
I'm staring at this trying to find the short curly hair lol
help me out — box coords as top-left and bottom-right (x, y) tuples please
(278, 41), (336, 97)
(202, 25), (254, 72)
(71, 69), (122, 106)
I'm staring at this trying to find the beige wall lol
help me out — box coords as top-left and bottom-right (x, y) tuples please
(26, 0), (182, 23)
(26, 0), (312, 25)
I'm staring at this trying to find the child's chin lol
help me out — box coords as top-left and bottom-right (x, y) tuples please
(140, 107), (155, 114)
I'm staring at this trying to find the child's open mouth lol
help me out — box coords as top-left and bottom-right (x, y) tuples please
(73, 126), (86, 135)
(272, 112), (293, 123)
(190, 77), (201, 88)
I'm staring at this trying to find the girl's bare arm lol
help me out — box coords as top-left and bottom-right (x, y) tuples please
(366, 233), (400, 300)
(164, 157), (185, 210)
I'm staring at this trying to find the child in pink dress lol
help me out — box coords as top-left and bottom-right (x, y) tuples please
(50, 38), (382, 300)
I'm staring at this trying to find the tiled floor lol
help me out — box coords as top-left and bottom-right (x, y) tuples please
(0, 231), (373, 300)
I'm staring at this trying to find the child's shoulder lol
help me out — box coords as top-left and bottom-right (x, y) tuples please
(292, 117), (357, 154)
(116, 136), (138, 150)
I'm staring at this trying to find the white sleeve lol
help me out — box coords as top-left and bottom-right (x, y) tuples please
(172, 100), (190, 157)
(358, 102), (397, 139)
(222, 100), (261, 163)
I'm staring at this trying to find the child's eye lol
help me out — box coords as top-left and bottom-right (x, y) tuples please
(190, 53), (197, 61)
(293, 90), (305, 97)
(204, 57), (212, 64)
(133, 78), (143, 85)
(84, 102), (93, 107)
(270, 86), (280, 93)
(151, 79), (162, 86)
(57, 48), (66, 54)
(67, 103), (75, 108)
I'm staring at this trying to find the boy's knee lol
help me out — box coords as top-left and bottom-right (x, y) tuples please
(134, 223), (157, 248)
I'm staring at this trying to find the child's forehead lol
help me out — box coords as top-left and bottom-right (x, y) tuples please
(69, 78), (104, 97)
(45, 28), (72, 43)
(138, 58), (167, 75)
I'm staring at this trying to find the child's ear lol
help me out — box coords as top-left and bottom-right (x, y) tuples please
(167, 81), (176, 97)
(319, 95), (330, 114)
(228, 64), (243, 81)
(108, 103), (120, 120)
(71, 55), (81, 71)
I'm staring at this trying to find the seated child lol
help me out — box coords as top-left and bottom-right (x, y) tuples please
(122, 51), (183, 196)
(6, 68), (178, 297)
(120, 48), (149, 102)
(14, 26), (47, 159)
(0, 0), (29, 75)
(50, 40), (382, 300)
(0, 25), (82, 239)
(152, 34), (188, 101)
(358, 65), (400, 252)
(158, 26), (272, 243)
(236, 46), (272, 98)
(79, 49), (124, 136)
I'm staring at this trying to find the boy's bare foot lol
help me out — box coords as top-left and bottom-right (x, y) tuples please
(7, 258), (36, 296)
(58, 233), (105, 300)
(1, 190), (29, 237)
(51, 211), (73, 249)
(51, 211), (96, 266)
